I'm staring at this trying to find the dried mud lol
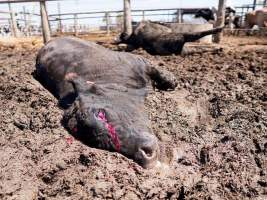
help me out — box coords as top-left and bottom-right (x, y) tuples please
(0, 36), (266, 200)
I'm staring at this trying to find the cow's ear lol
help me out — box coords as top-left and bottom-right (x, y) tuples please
(67, 76), (90, 94)
(65, 73), (103, 95)
(84, 81), (104, 95)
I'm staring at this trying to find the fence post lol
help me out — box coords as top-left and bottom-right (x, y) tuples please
(40, 0), (51, 43)
(142, 10), (145, 21)
(23, 6), (27, 27)
(74, 14), (78, 36)
(8, 3), (18, 37)
(28, 9), (32, 35)
(23, 6), (28, 36)
(106, 12), (110, 35)
(253, 0), (257, 10)
(176, 9), (181, 23)
(123, 0), (132, 35)
(57, 2), (62, 33)
(214, 0), (226, 43)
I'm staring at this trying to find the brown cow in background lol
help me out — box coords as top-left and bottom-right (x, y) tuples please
(245, 7), (267, 28)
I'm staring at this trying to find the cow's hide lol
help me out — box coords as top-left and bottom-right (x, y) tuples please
(245, 7), (267, 28)
(34, 37), (177, 168)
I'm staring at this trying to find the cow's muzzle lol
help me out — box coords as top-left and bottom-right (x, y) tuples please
(134, 133), (159, 169)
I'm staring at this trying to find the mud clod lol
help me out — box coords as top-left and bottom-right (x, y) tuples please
(200, 147), (210, 165)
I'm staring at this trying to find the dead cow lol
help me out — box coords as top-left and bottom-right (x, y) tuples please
(34, 37), (177, 169)
(118, 21), (223, 55)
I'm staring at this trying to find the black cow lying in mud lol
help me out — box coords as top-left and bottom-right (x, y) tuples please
(34, 37), (177, 169)
(118, 21), (223, 55)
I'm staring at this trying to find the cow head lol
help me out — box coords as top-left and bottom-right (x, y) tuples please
(119, 32), (131, 42)
(225, 7), (236, 15)
(63, 73), (159, 169)
(195, 9), (215, 21)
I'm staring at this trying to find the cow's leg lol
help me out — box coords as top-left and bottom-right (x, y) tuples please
(181, 46), (223, 56)
(146, 65), (177, 91)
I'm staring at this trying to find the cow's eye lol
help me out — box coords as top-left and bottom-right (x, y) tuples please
(79, 112), (88, 121)
(94, 109), (107, 122)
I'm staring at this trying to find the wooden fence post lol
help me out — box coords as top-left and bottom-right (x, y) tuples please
(23, 6), (28, 36)
(253, 0), (257, 10)
(123, 0), (132, 35)
(74, 14), (78, 36)
(28, 9), (32, 35)
(8, 3), (18, 37)
(214, 0), (226, 43)
(57, 2), (62, 33)
(23, 6), (27, 27)
(176, 9), (181, 23)
(106, 12), (110, 35)
(40, 0), (51, 43)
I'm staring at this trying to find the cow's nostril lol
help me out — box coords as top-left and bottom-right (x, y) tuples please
(140, 147), (153, 158)
(134, 133), (159, 168)
(136, 143), (158, 168)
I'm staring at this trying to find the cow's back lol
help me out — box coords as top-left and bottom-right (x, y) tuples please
(245, 8), (267, 28)
(255, 8), (267, 27)
(35, 37), (149, 100)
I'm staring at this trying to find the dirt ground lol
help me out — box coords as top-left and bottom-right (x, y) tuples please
(0, 35), (266, 200)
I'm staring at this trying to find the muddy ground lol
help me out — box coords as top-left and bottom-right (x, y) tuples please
(0, 36), (266, 200)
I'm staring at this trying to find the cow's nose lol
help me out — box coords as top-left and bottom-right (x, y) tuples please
(135, 133), (159, 169)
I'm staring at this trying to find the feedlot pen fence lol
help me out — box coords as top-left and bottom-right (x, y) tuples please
(48, 8), (208, 36)
(0, 1), (267, 38)
(0, 6), (208, 37)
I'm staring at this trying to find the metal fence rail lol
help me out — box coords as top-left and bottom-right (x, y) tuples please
(1, 7), (208, 37)
(0, 1), (266, 39)
(48, 7), (208, 35)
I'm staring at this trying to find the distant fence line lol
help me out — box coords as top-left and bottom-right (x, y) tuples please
(48, 7), (208, 35)
(0, 3), (266, 37)
(0, 7), (208, 36)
